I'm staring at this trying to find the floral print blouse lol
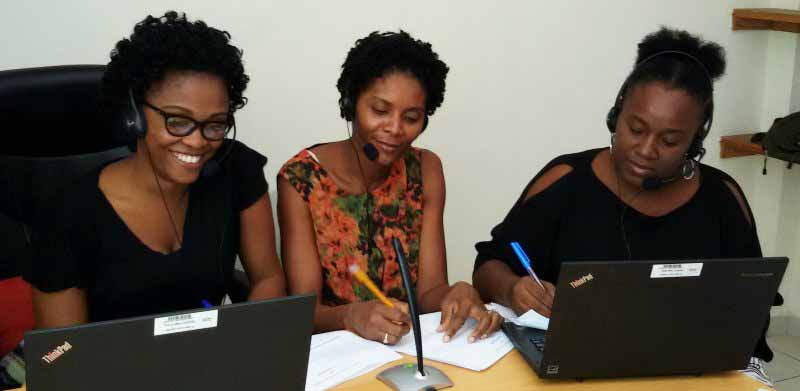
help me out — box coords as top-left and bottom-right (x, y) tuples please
(279, 147), (424, 305)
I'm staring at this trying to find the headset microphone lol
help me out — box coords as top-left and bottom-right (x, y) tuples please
(362, 143), (379, 161)
(200, 119), (237, 177)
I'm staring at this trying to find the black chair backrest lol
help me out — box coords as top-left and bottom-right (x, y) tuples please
(0, 65), (130, 278)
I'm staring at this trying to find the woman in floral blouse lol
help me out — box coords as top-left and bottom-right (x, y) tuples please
(278, 31), (502, 345)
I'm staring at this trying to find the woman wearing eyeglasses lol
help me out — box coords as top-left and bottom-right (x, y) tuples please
(25, 11), (285, 327)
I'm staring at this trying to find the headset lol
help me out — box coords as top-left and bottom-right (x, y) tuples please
(608, 50), (715, 259)
(339, 93), (429, 133)
(123, 87), (236, 303)
(606, 50), (714, 162)
(337, 74), (429, 294)
(123, 88), (236, 177)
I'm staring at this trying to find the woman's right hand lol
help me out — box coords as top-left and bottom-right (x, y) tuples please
(343, 299), (411, 345)
(507, 277), (556, 317)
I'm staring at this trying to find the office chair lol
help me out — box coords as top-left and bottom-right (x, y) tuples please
(0, 65), (129, 277)
(0, 65), (249, 303)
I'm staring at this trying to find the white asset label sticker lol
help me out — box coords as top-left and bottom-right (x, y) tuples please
(153, 310), (218, 336)
(650, 263), (703, 278)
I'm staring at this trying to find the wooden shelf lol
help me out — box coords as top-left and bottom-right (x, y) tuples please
(733, 8), (800, 33)
(720, 133), (764, 158)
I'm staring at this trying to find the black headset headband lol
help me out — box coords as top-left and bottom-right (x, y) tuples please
(607, 50), (714, 160)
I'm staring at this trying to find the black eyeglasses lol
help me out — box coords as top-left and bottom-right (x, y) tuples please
(143, 102), (233, 141)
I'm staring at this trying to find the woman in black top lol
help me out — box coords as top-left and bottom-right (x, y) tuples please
(472, 27), (776, 382)
(26, 11), (285, 326)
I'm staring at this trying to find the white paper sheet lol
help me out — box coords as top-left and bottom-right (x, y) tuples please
(305, 330), (401, 391)
(393, 311), (514, 371)
(486, 302), (549, 330)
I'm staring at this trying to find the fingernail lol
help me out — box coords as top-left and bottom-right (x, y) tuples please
(482, 334), (488, 339)
(436, 325), (443, 332)
(468, 336), (476, 343)
(443, 335), (450, 343)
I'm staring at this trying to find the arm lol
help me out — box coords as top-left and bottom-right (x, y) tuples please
(414, 149), (450, 313)
(238, 193), (286, 301)
(278, 176), (341, 330)
(277, 176), (410, 342)
(472, 164), (571, 316)
(32, 287), (88, 329)
(414, 150), (503, 341)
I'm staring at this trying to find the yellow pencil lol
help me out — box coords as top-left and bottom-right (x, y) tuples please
(348, 264), (395, 308)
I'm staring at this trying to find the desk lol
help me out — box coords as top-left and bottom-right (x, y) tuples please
(11, 350), (772, 391)
(333, 350), (773, 390)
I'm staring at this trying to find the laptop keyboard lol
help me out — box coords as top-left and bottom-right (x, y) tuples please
(529, 335), (546, 351)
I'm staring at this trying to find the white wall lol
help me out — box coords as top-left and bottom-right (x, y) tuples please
(2, 0), (796, 312)
(750, 0), (800, 335)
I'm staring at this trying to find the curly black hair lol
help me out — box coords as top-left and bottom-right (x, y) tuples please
(101, 11), (249, 116)
(337, 30), (449, 120)
(625, 26), (726, 104)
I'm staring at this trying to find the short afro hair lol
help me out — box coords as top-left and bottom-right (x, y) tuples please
(626, 27), (726, 105)
(337, 30), (449, 120)
(101, 11), (249, 115)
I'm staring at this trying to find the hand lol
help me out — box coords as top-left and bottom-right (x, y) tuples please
(343, 299), (410, 345)
(438, 282), (504, 343)
(507, 277), (556, 317)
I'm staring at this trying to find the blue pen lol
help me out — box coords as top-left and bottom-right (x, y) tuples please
(201, 300), (213, 309)
(510, 241), (545, 290)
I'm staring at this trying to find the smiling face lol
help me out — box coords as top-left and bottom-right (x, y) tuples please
(351, 71), (427, 166)
(137, 71), (230, 185)
(611, 81), (705, 189)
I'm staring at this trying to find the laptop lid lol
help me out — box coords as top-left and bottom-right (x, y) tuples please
(25, 294), (315, 391)
(536, 257), (787, 379)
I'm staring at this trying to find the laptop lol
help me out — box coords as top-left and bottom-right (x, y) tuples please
(25, 294), (315, 391)
(503, 257), (787, 380)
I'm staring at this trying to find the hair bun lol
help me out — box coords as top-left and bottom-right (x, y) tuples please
(636, 27), (726, 80)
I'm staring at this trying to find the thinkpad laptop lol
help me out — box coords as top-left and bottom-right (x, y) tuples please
(25, 294), (315, 390)
(503, 257), (787, 380)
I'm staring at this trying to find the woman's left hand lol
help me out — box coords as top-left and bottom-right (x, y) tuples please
(437, 281), (504, 343)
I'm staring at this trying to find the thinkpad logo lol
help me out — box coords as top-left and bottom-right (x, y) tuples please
(42, 341), (72, 364)
(569, 273), (594, 288)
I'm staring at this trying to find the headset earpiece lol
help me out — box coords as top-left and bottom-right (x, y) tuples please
(339, 96), (355, 122)
(606, 106), (620, 133)
(607, 51), (715, 161)
(125, 88), (147, 138)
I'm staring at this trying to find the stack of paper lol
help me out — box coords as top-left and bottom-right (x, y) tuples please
(305, 304), (543, 389)
(393, 312), (514, 371)
(486, 303), (549, 330)
(305, 330), (401, 391)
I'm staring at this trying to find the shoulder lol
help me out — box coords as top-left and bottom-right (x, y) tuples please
(277, 148), (322, 203)
(412, 147), (444, 187)
(700, 164), (754, 225)
(278, 148), (318, 179)
(413, 148), (444, 207)
(520, 148), (602, 202)
(36, 169), (103, 231)
(417, 148), (442, 175)
(226, 140), (267, 172)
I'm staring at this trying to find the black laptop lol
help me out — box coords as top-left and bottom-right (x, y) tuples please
(503, 257), (787, 380)
(25, 294), (315, 390)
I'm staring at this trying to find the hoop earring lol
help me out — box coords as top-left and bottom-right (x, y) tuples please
(681, 158), (696, 180)
(610, 134), (616, 154)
